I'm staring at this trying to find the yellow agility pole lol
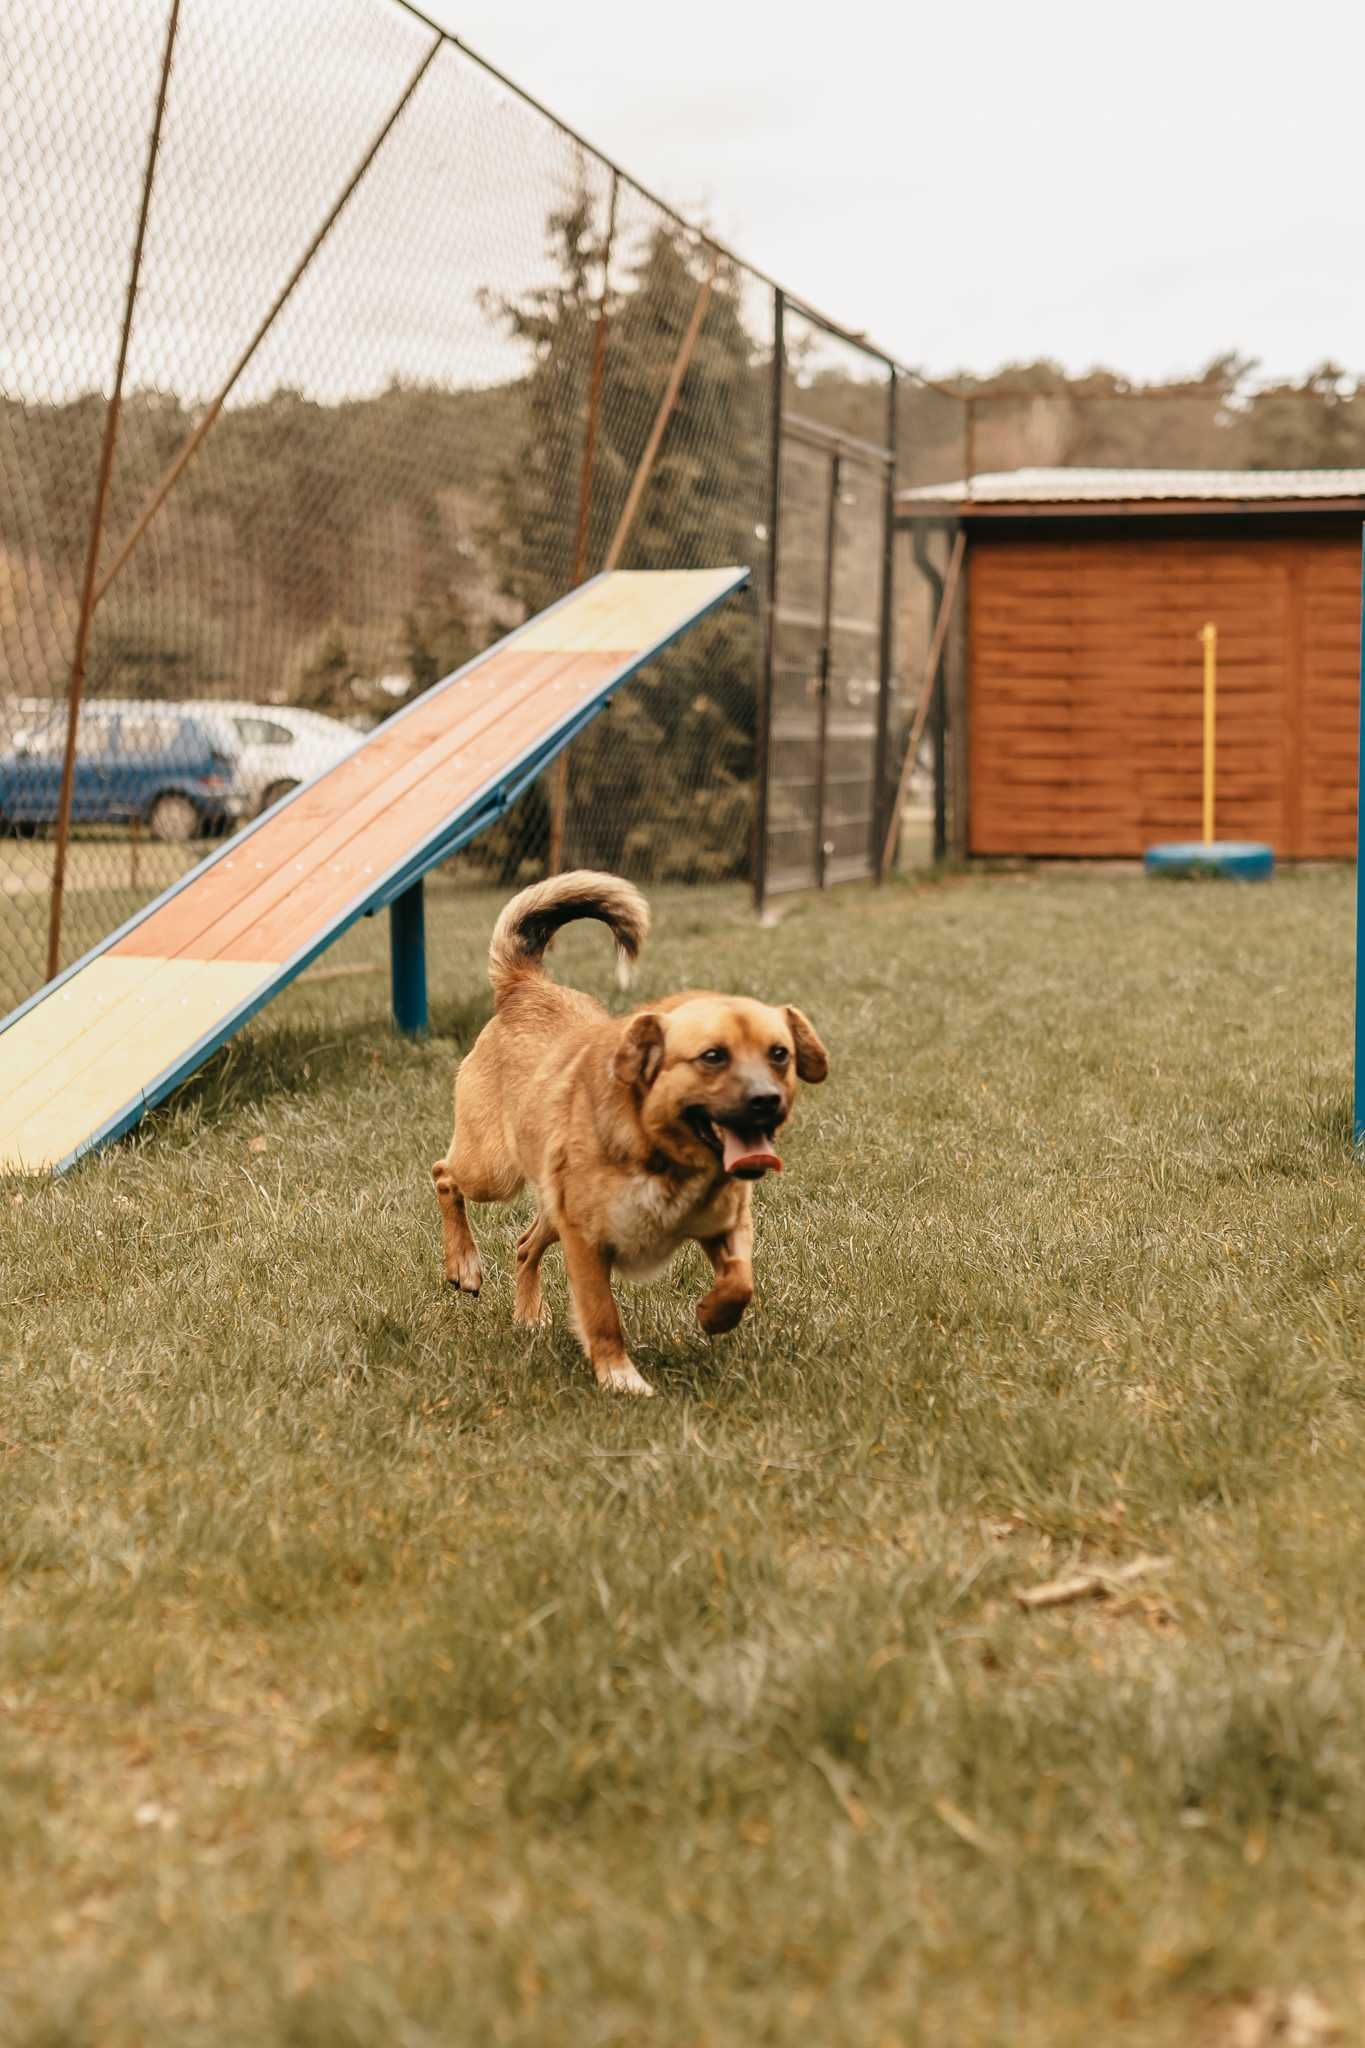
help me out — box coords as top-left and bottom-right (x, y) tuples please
(1144, 616), (1272, 879)
(1200, 621), (1217, 845)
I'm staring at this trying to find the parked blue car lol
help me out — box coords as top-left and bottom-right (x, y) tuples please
(0, 703), (250, 841)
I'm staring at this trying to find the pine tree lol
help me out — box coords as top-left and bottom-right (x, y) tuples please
(480, 187), (765, 881)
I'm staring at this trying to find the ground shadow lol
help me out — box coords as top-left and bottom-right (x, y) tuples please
(118, 994), (490, 1153)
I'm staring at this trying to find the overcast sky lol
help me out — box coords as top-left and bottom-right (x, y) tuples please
(6, 0), (1362, 401)
(443, 0), (1365, 386)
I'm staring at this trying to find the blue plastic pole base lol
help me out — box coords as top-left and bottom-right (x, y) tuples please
(1143, 840), (1275, 881)
(389, 878), (428, 1036)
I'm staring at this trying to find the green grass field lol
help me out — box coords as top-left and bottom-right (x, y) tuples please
(2, 867), (1362, 2046)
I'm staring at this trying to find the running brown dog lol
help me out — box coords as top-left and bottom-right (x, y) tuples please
(432, 870), (828, 1395)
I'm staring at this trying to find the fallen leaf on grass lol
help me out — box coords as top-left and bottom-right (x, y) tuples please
(132, 1800), (178, 1831)
(809, 1749), (870, 1831)
(1220, 1986), (1339, 2047)
(246, 1136), (269, 1153)
(1015, 1554), (1172, 1612)
(931, 1797), (1001, 1857)
(1098, 1591), (1179, 1633)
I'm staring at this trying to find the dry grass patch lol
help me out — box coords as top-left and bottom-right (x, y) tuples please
(1, 867), (1362, 2044)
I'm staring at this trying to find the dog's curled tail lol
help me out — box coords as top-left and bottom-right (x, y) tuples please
(488, 869), (650, 1009)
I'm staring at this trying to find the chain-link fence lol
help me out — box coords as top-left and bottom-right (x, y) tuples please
(0, 0), (925, 1017)
(9, 5), (1365, 1015)
(757, 311), (899, 900)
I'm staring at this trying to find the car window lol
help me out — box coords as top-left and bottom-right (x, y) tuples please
(13, 712), (109, 758)
(10, 722), (63, 760)
(231, 716), (292, 747)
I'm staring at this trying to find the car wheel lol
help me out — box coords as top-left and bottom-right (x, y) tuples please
(147, 793), (202, 843)
(261, 778), (300, 813)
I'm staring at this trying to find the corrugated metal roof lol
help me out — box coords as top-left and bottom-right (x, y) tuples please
(898, 466), (1365, 506)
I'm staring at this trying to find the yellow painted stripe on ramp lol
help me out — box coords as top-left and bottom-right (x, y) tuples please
(0, 955), (275, 1171)
(513, 569), (742, 655)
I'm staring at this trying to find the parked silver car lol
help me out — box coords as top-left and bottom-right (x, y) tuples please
(210, 703), (363, 814)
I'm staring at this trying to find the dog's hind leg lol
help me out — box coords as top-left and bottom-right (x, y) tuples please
(432, 1122), (524, 1297)
(696, 1216), (755, 1337)
(512, 1209), (558, 1328)
(432, 1159), (484, 1296)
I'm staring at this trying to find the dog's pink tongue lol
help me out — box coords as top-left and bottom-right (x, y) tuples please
(721, 1127), (782, 1176)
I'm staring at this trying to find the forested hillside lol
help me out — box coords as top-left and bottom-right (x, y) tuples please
(4, 172), (1360, 883)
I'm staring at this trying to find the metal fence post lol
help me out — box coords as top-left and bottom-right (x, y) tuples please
(1354, 527), (1364, 1148)
(752, 287), (784, 916)
(932, 622), (949, 864)
(872, 365), (897, 876)
(390, 878), (428, 1037)
(46, 0), (180, 983)
(813, 448), (840, 890)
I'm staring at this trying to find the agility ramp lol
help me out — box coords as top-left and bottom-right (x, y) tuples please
(0, 566), (748, 1173)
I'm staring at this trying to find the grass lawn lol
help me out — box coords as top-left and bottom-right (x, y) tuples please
(2, 866), (1362, 2046)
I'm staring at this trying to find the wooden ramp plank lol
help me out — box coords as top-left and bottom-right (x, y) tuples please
(0, 566), (748, 1173)
(116, 650), (624, 966)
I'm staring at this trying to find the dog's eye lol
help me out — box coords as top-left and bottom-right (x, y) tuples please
(698, 1047), (729, 1068)
(769, 1045), (790, 1067)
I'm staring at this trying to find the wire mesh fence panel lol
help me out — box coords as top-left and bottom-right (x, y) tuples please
(0, 0), (909, 1019)
(503, 176), (772, 887)
(0, 2), (184, 997)
(824, 450), (887, 883)
(764, 433), (829, 896)
(11, 5), (1365, 1015)
(759, 308), (896, 900)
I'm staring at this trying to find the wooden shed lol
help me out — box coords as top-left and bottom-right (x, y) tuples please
(896, 469), (1363, 859)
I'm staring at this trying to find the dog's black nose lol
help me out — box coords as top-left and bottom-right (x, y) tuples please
(745, 1090), (782, 1123)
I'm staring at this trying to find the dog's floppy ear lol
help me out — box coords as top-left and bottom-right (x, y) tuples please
(613, 1010), (666, 1089)
(784, 1005), (829, 1083)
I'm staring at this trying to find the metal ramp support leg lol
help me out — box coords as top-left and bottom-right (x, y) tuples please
(390, 878), (428, 1037)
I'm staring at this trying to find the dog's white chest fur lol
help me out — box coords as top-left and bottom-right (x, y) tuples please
(608, 1170), (726, 1283)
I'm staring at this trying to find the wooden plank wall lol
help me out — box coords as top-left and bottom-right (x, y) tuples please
(968, 532), (1360, 857)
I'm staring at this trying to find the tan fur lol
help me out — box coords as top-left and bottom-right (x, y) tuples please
(432, 871), (829, 1396)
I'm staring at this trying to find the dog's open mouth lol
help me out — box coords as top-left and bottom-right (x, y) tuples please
(683, 1107), (783, 1180)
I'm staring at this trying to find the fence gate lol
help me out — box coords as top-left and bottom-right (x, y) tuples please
(755, 293), (897, 909)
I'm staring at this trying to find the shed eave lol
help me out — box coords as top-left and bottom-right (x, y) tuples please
(895, 495), (1365, 525)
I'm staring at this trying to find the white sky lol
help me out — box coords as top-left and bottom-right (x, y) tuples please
(4, 0), (1362, 401)
(447, 0), (1365, 385)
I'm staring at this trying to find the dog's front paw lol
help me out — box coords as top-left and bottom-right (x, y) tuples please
(444, 1251), (483, 1296)
(595, 1358), (655, 1397)
(696, 1289), (751, 1337)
